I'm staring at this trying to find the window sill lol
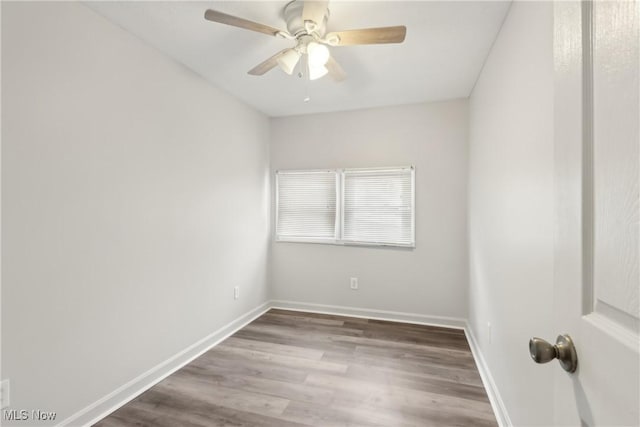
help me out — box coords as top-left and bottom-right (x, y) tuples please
(275, 237), (415, 249)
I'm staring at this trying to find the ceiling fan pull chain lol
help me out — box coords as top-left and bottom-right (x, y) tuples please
(304, 70), (311, 102)
(303, 58), (311, 103)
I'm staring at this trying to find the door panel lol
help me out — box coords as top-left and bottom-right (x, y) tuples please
(592, 0), (639, 326)
(554, 1), (639, 426)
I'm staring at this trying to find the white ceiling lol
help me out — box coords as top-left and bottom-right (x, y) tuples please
(85, 1), (511, 117)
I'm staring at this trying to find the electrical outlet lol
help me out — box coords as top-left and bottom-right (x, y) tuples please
(350, 277), (358, 290)
(1, 379), (10, 409)
(487, 322), (492, 344)
(234, 286), (239, 300)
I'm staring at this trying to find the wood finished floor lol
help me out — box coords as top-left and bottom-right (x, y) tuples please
(94, 309), (497, 427)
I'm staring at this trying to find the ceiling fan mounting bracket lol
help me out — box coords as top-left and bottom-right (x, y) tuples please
(276, 31), (296, 40)
(283, 0), (329, 39)
(294, 35), (316, 54)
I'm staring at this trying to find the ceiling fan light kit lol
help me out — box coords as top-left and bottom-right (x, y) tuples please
(308, 63), (328, 81)
(307, 42), (330, 67)
(277, 49), (302, 75)
(204, 0), (407, 83)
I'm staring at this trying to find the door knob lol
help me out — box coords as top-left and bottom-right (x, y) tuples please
(529, 334), (578, 373)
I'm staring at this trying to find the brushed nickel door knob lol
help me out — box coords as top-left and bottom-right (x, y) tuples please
(529, 334), (578, 373)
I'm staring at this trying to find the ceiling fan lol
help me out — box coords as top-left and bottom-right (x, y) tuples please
(204, 0), (407, 82)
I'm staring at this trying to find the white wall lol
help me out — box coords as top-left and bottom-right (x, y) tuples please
(468, 2), (554, 425)
(270, 100), (469, 320)
(1, 2), (270, 424)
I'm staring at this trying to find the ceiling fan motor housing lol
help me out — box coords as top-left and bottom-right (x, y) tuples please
(283, 0), (329, 38)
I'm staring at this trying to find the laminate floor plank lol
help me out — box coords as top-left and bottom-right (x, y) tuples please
(247, 320), (366, 339)
(232, 329), (360, 356)
(269, 309), (370, 324)
(343, 363), (490, 402)
(352, 345), (478, 370)
(105, 401), (208, 427)
(321, 349), (480, 384)
(281, 399), (414, 427)
(260, 312), (346, 327)
(159, 373), (290, 417)
(222, 337), (325, 360)
(94, 309), (497, 427)
(344, 359), (484, 387)
(134, 388), (307, 427)
(303, 374), (495, 424)
(362, 319), (465, 335)
(188, 351), (310, 384)
(209, 345), (348, 374)
(177, 364), (336, 406)
(332, 334), (472, 357)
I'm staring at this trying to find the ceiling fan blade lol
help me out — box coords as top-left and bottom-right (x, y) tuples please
(325, 26), (407, 46)
(248, 49), (291, 76)
(303, 1), (329, 25)
(204, 9), (285, 37)
(326, 56), (346, 82)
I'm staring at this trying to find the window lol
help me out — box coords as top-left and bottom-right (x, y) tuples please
(342, 168), (414, 246)
(275, 170), (337, 242)
(276, 167), (415, 247)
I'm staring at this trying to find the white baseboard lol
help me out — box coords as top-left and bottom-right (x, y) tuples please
(464, 323), (512, 427)
(270, 299), (467, 329)
(57, 301), (271, 427)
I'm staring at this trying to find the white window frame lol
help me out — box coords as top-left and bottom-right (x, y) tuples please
(340, 166), (416, 248)
(274, 169), (340, 245)
(275, 166), (415, 248)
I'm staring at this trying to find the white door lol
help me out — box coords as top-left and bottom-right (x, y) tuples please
(552, 1), (639, 425)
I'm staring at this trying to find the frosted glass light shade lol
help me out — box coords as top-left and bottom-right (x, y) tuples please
(277, 49), (301, 75)
(309, 64), (328, 80)
(307, 42), (330, 67)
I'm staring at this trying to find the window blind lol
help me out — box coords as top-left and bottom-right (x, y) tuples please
(276, 170), (337, 240)
(342, 167), (414, 246)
